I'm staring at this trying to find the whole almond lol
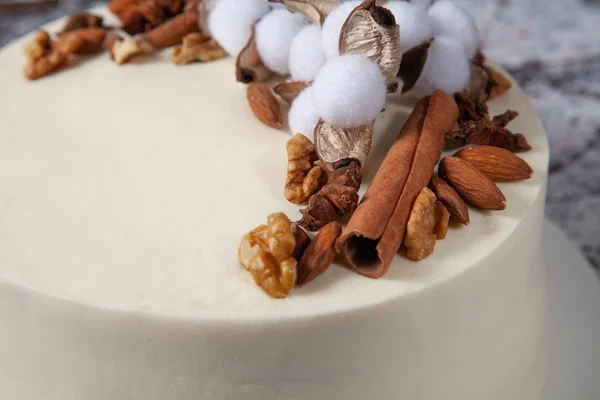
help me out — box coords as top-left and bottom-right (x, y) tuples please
(296, 221), (342, 287)
(247, 83), (282, 129)
(454, 145), (533, 181)
(429, 176), (470, 225)
(438, 157), (506, 210)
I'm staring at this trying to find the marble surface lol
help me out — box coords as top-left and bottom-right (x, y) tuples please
(1, 0), (599, 270)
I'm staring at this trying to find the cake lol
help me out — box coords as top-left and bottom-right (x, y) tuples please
(0, 2), (548, 399)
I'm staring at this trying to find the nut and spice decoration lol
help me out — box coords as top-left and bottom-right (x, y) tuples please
(20, 0), (536, 299)
(236, 0), (535, 298)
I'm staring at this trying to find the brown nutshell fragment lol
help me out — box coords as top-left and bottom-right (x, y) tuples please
(428, 176), (470, 225)
(273, 81), (311, 104)
(246, 83), (283, 129)
(107, 34), (155, 65)
(296, 222), (342, 287)
(172, 35), (226, 65)
(438, 157), (506, 211)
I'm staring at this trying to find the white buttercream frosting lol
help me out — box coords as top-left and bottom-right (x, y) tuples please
(0, 9), (548, 400)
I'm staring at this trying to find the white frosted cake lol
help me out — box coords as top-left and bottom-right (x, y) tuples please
(0, 3), (548, 400)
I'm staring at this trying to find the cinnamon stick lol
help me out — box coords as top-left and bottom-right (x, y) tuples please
(338, 90), (458, 278)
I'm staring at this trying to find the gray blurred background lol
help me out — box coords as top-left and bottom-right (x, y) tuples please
(1, 0), (600, 269)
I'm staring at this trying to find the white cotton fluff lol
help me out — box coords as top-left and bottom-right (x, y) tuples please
(207, 0), (270, 56)
(428, 0), (480, 58)
(311, 54), (387, 128)
(383, 1), (433, 52)
(405, 0), (433, 9)
(289, 87), (320, 141)
(289, 25), (326, 82)
(255, 9), (308, 76)
(415, 35), (471, 95)
(321, 1), (362, 60)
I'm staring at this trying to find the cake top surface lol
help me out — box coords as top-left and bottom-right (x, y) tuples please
(0, 11), (548, 321)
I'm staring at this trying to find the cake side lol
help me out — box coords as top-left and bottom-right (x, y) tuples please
(0, 182), (547, 399)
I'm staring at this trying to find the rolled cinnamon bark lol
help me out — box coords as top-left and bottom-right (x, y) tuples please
(338, 90), (458, 278)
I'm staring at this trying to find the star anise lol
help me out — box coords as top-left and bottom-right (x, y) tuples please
(298, 161), (362, 232)
(447, 95), (531, 152)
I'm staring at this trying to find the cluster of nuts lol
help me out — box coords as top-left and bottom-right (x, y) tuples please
(23, 1), (228, 80)
(23, 14), (106, 80)
(239, 213), (341, 298)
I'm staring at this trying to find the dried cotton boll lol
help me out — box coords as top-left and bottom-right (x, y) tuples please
(289, 25), (326, 82)
(383, 1), (433, 52)
(415, 36), (471, 95)
(207, 0), (270, 56)
(255, 9), (308, 76)
(311, 54), (387, 128)
(428, 0), (480, 58)
(321, 0), (362, 60)
(289, 87), (320, 141)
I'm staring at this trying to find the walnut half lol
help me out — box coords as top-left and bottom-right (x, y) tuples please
(238, 213), (298, 299)
(403, 187), (450, 261)
(284, 134), (327, 205)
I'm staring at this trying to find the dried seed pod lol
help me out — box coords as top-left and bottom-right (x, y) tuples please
(339, 0), (401, 90)
(275, 0), (324, 24)
(397, 38), (432, 93)
(273, 81), (311, 103)
(314, 119), (374, 171)
(297, 161), (362, 231)
(236, 27), (273, 84)
(274, 0), (342, 23)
